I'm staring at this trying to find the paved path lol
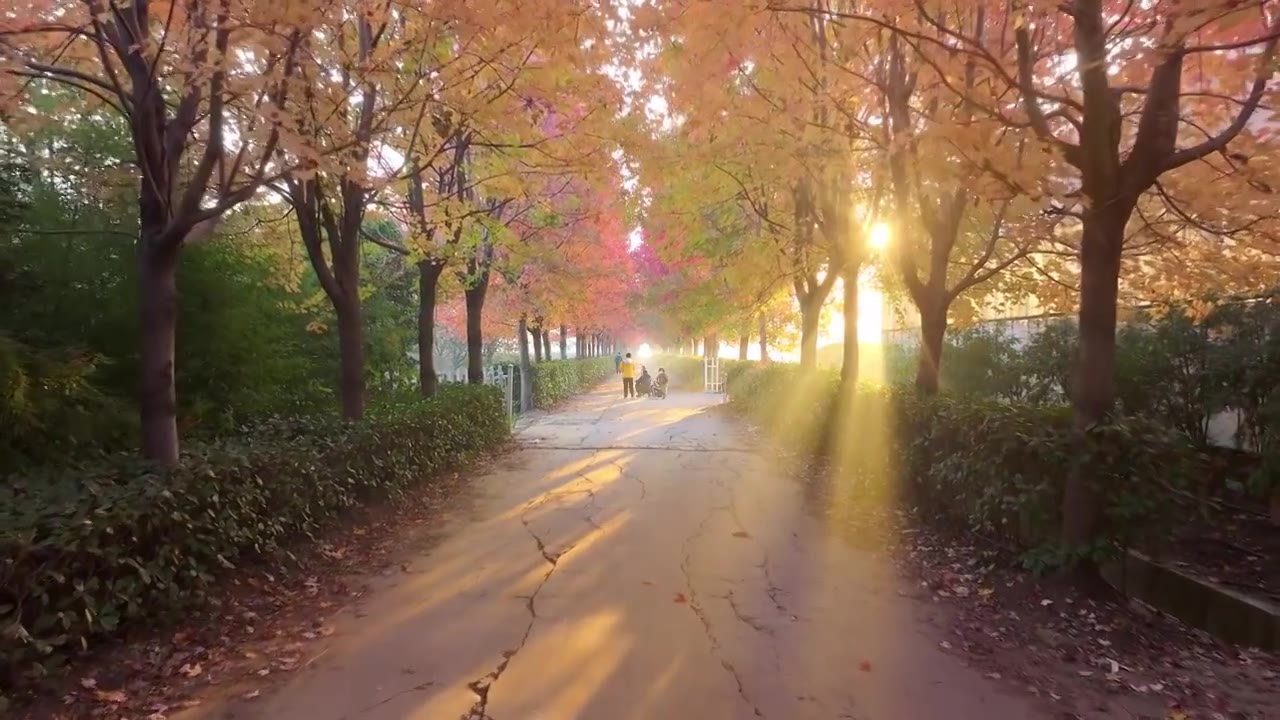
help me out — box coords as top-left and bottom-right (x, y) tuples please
(193, 387), (1048, 720)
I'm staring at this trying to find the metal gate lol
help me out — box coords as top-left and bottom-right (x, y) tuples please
(703, 355), (723, 393)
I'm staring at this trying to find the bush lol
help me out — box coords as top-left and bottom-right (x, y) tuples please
(530, 358), (615, 408)
(727, 364), (1203, 569)
(0, 384), (508, 686)
(0, 335), (136, 473)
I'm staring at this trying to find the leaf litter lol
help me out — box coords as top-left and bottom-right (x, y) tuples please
(787, 454), (1280, 720)
(12, 462), (487, 719)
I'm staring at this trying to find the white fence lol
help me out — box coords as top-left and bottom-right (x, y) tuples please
(883, 314), (1248, 450)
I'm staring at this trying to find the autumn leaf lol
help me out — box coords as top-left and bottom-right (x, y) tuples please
(858, 660), (872, 672)
(94, 689), (127, 704)
(731, 531), (751, 538)
(673, 592), (688, 604)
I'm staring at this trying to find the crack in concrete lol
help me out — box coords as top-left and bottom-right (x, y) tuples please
(462, 458), (609, 720)
(759, 550), (789, 614)
(351, 680), (435, 717)
(462, 521), (557, 720)
(608, 458), (647, 501)
(723, 589), (772, 636)
(679, 486), (767, 719)
(571, 469), (606, 531)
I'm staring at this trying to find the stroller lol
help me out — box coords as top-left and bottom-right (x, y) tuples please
(651, 369), (668, 399)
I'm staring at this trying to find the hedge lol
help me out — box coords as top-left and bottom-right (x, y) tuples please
(530, 357), (616, 408)
(887, 300), (1280, 500)
(727, 364), (1203, 570)
(0, 384), (509, 687)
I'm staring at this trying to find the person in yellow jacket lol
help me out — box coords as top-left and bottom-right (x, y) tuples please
(619, 352), (637, 398)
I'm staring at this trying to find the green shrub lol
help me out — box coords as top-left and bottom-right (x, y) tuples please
(530, 358), (615, 408)
(0, 385), (508, 686)
(0, 335), (136, 473)
(727, 364), (1203, 569)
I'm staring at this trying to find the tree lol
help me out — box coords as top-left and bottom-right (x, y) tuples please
(3, 0), (312, 462)
(809, 0), (1280, 548)
(632, 2), (883, 374)
(272, 0), (451, 419)
(859, 28), (1042, 393)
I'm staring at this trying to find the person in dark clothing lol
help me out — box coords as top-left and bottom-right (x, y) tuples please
(636, 367), (652, 396)
(653, 368), (669, 399)
(614, 353), (623, 373)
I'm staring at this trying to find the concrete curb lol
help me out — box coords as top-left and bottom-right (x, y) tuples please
(1102, 550), (1280, 650)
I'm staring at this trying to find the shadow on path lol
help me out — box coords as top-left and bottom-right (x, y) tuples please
(184, 385), (1050, 720)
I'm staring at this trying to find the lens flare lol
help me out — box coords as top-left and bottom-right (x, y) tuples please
(869, 222), (891, 249)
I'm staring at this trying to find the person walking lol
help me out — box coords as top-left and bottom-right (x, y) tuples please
(614, 352), (623, 373)
(619, 352), (636, 398)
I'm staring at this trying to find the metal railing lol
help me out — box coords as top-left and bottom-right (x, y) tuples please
(437, 364), (519, 428)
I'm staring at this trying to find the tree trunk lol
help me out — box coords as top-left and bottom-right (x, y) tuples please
(1062, 212), (1127, 549)
(334, 288), (366, 420)
(559, 324), (568, 359)
(841, 270), (859, 385)
(531, 326), (543, 363)
(738, 331), (749, 361)
(138, 236), (181, 464)
(518, 314), (533, 411)
(799, 298), (821, 371)
(464, 275), (488, 384)
(543, 330), (551, 360)
(914, 298), (947, 395)
(758, 315), (769, 363)
(417, 260), (444, 397)
(575, 327), (581, 358)
(703, 334), (718, 358)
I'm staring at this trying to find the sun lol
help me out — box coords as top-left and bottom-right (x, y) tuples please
(869, 222), (891, 249)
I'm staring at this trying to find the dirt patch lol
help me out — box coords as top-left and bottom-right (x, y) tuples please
(782, 451), (1280, 720)
(1159, 506), (1279, 605)
(12, 447), (510, 720)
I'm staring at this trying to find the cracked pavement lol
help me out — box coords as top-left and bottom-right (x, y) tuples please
(187, 386), (1049, 720)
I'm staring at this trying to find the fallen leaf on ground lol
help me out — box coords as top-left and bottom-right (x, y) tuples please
(178, 662), (203, 678)
(858, 660), (872, 672)
(673, 592), (688, 604)
(94, 689), (127, 704)
(242, 690), (261, 700)
(732, 531), (751, 538)
(79, 677), (97, 690)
